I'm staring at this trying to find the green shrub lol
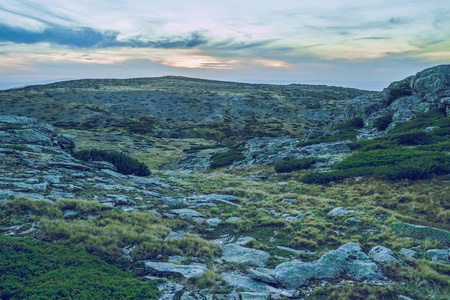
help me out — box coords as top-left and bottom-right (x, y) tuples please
(387, 81), (411, 105)
(274, 157), (318, 173)
(73, 149), (150, 176)
(391, 131), (433, 146)
(210, 149), (245, 169)
(336, 117), (364, 130)
(0, 235), (160, 299)
(374, 113), (393, 131)
(374, 155), (449, 180)
(0, 144), (35, 152)
(302, 149), (449, 184)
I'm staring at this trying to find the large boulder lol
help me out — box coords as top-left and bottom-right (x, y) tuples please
(274, 242), (385, 289)
(221, 244), (270, 267)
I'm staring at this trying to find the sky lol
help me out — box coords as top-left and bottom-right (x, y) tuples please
(0, 0), (449, 90)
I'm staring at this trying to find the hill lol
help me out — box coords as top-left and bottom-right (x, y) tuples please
(0, 65), (449, 299)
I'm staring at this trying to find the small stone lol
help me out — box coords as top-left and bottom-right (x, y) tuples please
(399, 248), (419, 259)
(164, 230), (186, 241)
(63, 210), (78, 217)
(207, 218), (222, 227)
(282, 198), (297, 204)
(284, 216), (298, 222)
(227, 217), (241, 222)
(344, 217), (362, 224)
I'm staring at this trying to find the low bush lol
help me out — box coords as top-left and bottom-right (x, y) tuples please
(374, 113), (393, 131)
(336, 117), (364, 130)
(210, 149), (245, 169)
(0, 235), (160, 299)
(301, 149), (449, 184)
(391, 131), (433, 146)
(387, 80), (411, 105)
(274, 157), (318, 173)
(73, 149), (150, 176)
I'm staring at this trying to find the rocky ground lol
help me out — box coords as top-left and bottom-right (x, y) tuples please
(1, 65), (449, 299)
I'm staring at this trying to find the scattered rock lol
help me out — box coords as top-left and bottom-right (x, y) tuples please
(344, 217), (362, 224)
(144, 261), (208, 279)
(156, 281), (185, 300)
(221, 244), (270, 267)
(164, 230), (186, 241)
(275, 242), (386, 289)
(162, 197), (184, 208)
(206, 218), (222, 227)
(399, 248), (419, 259)
(63, 210), (78, 217)
(281, 198), (297, 204)
(171, 209), (204, 220)
(247, 268), (277, 284)
(226, 217), (241, 222)
(424, 249), (449, 264)
(328, 207), (354, 216)
(369, 246), (402, 264)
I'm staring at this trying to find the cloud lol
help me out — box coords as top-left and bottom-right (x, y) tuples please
(0, 22), (209, 49)
(0, 23), (120, 48)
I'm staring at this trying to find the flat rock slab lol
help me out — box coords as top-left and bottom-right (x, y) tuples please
(275, 242), (385, 289)
(221, 244), (270, 267)
(171, 209), (204, 220)
(144, 261), (207, 279)
(220, 273), (289, 295)
(391, 223), (450, 245)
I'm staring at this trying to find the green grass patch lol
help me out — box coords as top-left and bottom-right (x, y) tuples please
(0, 235), (160, 300)
(0, 144), (35, 152)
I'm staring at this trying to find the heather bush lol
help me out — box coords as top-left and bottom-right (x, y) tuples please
(73, 149), (150, 176)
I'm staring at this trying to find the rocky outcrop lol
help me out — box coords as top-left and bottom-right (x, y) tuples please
(341, 64), (450, 129)
(0, 115), (74, 152)
(274, 242), (386, 289)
